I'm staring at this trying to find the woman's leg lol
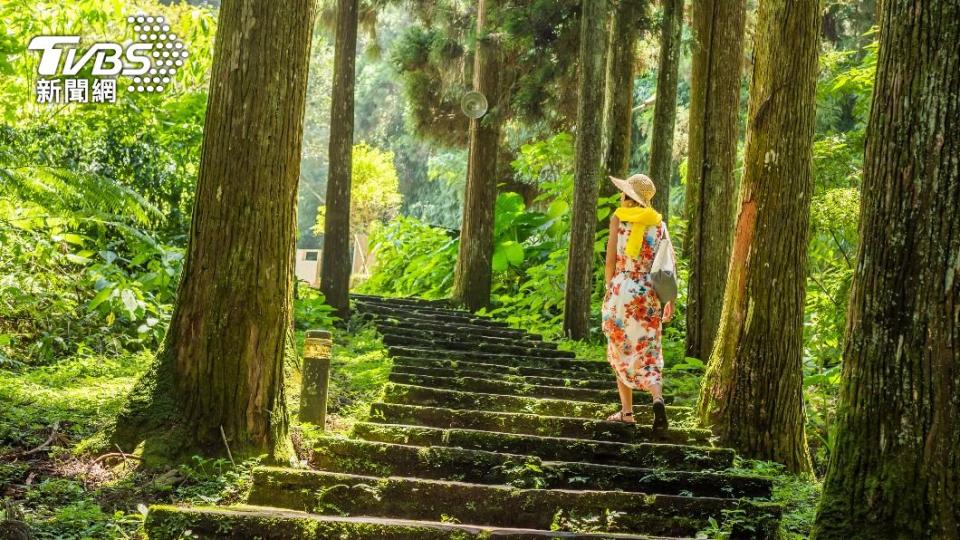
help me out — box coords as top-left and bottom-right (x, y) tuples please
(649, 382), (668, 430)
(615, 378), (636, 423)
(648, 382), (663, 402)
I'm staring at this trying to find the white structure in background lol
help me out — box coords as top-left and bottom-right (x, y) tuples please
(295, 234), (375, 288)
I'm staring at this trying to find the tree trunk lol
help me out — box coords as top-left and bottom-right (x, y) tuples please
(683, 0), (745, 360)
(812, 1), (960, 536)
(563, 0), (609, 340)
(696, 0), (818, 474)
(602, 0), (640, 182)
(112, 0), (316, 463)
(647, 0), (683, 221)
(320, 0), (359, 320)
(452, 0), (501, 311)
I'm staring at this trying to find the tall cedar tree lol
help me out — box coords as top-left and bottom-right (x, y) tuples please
(812, 1), (960, 536)
(452, 0), (501, 310)
(112, 0), (316, 461)
(602, 0), (642, 183)
(683, 0), (745, 360)
(563, 0), (608, 339)
(320, 0), (360, 319)
(697, 0), (819, 473)
(647, 0), (683, 220)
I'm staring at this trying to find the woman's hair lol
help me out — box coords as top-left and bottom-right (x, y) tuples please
(621, 193), (639, 207)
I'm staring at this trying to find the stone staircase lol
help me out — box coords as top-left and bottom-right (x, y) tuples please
(145, 294), (780, 539)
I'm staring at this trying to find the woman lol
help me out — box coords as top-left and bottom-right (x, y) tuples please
(601, 173), (674, 430)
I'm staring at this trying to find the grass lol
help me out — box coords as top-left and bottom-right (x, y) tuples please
(0, 300), (393, 539)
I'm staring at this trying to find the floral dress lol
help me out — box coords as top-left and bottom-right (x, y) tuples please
(601, 220), (667, 391)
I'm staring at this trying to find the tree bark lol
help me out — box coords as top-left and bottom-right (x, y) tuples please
(112, 0), (316, 462)
(602, 0), (641, 183)
(320, 0), (359, 320)
(563, 0), (609, 340)
(696, 0), (819, 474)
(812, 1), (960, 536)
(683, 0), (745, 360)
(452, 0), (501, 311)
(647, 0), (683, 221)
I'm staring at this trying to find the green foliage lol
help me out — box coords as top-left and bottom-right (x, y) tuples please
(0, 0), (216, 366)
(358, 215), (459, 299)
(313, 143), (403, 237)
(293, 287), (340, 333)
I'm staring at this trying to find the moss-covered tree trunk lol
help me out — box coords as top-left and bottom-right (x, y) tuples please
(112, 0), (316, 463)
(683, 0), (744, 360)
(647, 0), (683, 221)
(452, 0), (501, 311)
(602, 0), (641, 182)
(812, 1), (960, 536)
(696, 0), (818, 474)
(320, 0), (359, 319)
(563, 0), (609, 340)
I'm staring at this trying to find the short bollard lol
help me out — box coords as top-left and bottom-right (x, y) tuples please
(299, 329), (333, 428)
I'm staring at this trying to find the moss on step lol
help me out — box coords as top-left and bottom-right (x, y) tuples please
(351, 422), (733, 471)
(367, 402), (707, 445)
(380, 332), (575, 360)
(382, 383), (691, 420)
(310, 437), (771, 498)
(246, 468), (779, 538)
(391, 364), (612, 390)
(387, 371), (621, 403)
(389, 346), (611, 373)
(148, 504), (662, 539)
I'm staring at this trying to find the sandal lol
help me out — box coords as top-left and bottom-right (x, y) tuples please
(652, 399), (669, 431)
(606, 410), (636, 424)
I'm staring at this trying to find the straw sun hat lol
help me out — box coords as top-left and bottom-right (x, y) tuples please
(609, 173), (656, 207)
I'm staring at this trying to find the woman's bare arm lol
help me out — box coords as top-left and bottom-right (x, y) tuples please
(604, 215), (619, 286)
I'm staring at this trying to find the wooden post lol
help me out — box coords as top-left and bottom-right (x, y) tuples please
(299, 330), (333, 427)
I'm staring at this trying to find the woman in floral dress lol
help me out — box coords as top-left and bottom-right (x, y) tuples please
(601, 173), (674, 429)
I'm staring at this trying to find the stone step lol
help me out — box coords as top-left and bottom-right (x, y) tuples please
(391, 362), (612, 390)
(146, 505), (664, 539)
(351, 293), (455, 310)
(390, 346), (609, 373)
(371, 315), (542, 341)
(383, 383), (689, 418)
(368, 403), (707, 445)
(374, 322), (556, 350)
(392, 356), (614, 383)
(388, 371), (622, 403)
(381, 331), (576, 360)
(247, 469), (780, 538)
(311, 437), (772, 499)
(354, 301), (512, 329)
(352, 423), (733, 471)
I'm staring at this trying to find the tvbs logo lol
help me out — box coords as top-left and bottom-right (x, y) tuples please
(28, 15), (189, 104)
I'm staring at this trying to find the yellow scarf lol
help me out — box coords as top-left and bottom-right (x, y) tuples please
(614, 206), (662, 258)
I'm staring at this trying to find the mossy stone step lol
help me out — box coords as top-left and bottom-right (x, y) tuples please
(391, 362), (613, 390)
(247, 468), (780, 538)
(351, 293), (454, 310)
(146, 505), (664, 539)
(388, 371), (622, 403)
(311, 437), (771, 498)
(390, 346), (610, 373)
(374, 323), (557, 351)
(352, 423), (733, 471)
(381, 332), (576, 360)
(392, 356), (614, 383)
(354, 302), (512, 329)
(383, 383), (688, 418)
(372, 317), (542, 341)
(368, 403), (707, 445)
